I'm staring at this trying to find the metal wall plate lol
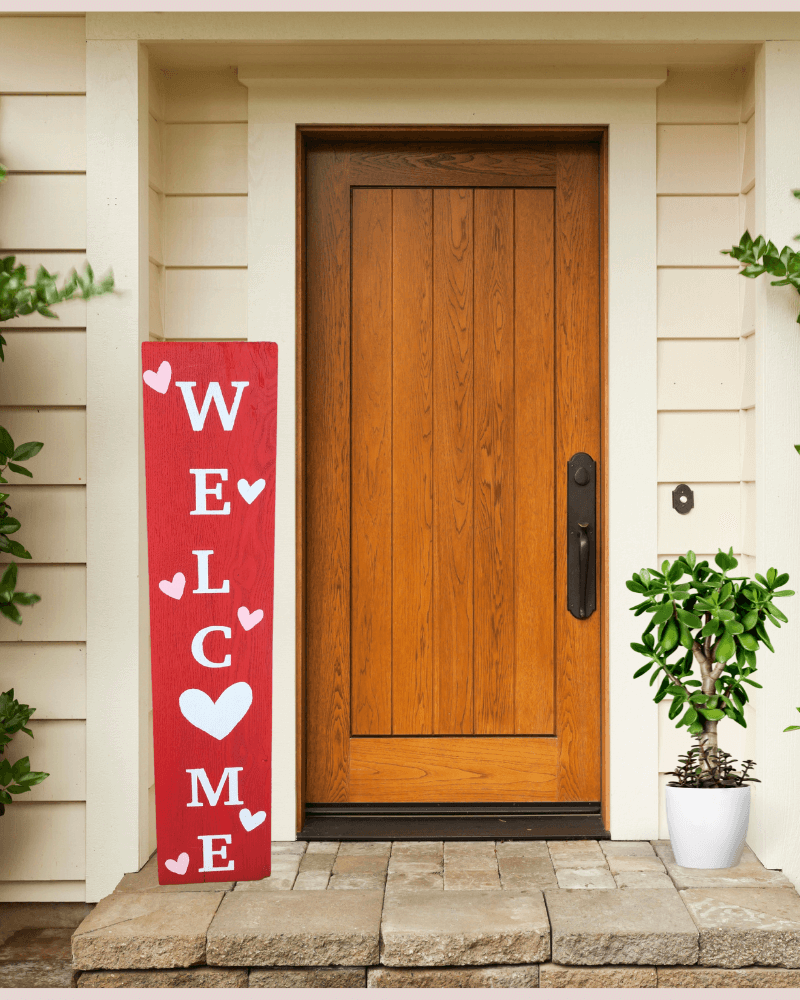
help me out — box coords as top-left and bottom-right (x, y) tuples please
(672, 483), (694, 514)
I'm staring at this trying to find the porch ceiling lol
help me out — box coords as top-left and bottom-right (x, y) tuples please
(147, 40), (755, 74)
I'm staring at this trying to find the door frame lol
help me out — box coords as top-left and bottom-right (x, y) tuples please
(295, 125), (609, 834)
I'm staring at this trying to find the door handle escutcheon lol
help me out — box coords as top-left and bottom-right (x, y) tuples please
(567, 454), (596, 620)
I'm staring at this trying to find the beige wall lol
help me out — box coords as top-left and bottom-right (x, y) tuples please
(146, 64), (248, 854)
(655, 65), (758, 836)
(0, 15), (88, 902)
(0, 11), (772, 897)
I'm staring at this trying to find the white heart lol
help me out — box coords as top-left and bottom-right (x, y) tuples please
(238, 478), (265, 504)
(179, 682), (252, 741)
(238, 606), (264, 631)
(239, 808), (266, 832)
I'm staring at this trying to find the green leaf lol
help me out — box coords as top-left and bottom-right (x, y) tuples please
(651, 603), (673, 625)
(715, 634), (735, 663)
(668, 697), (685, 720)
(633, 662), (653, 679)
(700, 708), (725, 721)
(767, 602), (788, 623)
(662, 619), (680, 653)
(738, 632), (759, 651)
(12, 592), (39, 606)
(6, 463), (32, 478)
(0, 427), (14, 459)
(667, 562), (684, 583)
(0, 517), (20, 535)
(724, 620), (744, 634)
(0, 562), (18, 596)
(677, 610), (702, 628)
(715, 609), (735, 622)
(742, 610), (758, 631)
(0, 603), (22, 625)
(10, 441), (43, 462)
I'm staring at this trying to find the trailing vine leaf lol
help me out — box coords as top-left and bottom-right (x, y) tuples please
(722, 190), (800, 322)
(0, 164), (115, 331)
(0, 688), (48, 814)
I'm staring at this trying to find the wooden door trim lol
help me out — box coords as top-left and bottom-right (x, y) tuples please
(296, 124), (609, 833)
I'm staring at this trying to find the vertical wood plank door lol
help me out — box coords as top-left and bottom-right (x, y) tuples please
(305, 140), (601, 804)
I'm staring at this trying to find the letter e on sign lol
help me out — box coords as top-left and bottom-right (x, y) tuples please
(142, 343), (277, 884)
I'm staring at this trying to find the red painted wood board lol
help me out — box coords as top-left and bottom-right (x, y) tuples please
(142, 343), (277, 884)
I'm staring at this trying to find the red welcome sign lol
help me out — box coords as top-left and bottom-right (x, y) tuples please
(142, 343), (277, 884)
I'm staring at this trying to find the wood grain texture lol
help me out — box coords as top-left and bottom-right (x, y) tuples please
(305, 148), (351, 801)
(433, 189), (474, 735)
(473, 189), (515, 735)
(514, 188), (556, 735)
(392, 188), (434, 735)
(351, 189), (393, 736)
(350, 736), (557, 802)
(555, 145), (602, 800)
(304, 137), (603, 807)
(347, 144), (555, 187)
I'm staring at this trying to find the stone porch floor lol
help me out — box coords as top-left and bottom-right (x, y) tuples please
(70, 839), (800, 988)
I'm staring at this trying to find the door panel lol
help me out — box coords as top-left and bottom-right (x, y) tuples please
(305, 141), (601, 804)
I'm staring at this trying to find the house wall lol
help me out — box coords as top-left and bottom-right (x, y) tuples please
(655, 65), (758, 837)
(146, 65), (249, 856)
(0, 15), (89, 902)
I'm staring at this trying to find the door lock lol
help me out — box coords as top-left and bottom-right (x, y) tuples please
(567, 453), (596, 620)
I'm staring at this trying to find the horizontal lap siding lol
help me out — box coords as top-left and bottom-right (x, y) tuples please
(655, 65), (755, 839)
(153, 68), (248, 345)
(145, 66), (249, 851)
(0, 16), (88, 900)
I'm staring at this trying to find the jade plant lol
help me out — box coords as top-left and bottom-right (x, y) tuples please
(627, 549), (792, 756)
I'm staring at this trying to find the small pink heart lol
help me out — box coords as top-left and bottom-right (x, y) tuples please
(164, 852), (190, 875)
(143, 360), (171, 394)
(238, 606), (263, 631)
(159, 572), (186, 600)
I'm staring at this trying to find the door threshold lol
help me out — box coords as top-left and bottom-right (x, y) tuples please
(299, 802), (609, 841)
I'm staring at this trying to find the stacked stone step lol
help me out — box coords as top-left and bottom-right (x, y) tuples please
(69, 839), (800, 988)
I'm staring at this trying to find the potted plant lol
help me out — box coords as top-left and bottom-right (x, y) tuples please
(627, 549), (792, 868)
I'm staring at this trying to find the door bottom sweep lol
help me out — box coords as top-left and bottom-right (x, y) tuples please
(299, 802), (608, 841)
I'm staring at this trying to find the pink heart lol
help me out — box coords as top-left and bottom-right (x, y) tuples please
(159, 572), (185, 600)
(238, 606), (263, 631)
(164, 852), (190, 875)
(143, 360), (171, 394)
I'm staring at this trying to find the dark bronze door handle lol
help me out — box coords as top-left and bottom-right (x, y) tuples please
(567, 454), (596, 620)
(578, 522), (589, 619)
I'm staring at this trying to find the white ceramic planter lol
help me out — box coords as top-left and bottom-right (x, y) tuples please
(665, 785), (750, 869)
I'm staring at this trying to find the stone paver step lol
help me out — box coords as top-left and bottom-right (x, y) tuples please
(67, 839), (800, 978)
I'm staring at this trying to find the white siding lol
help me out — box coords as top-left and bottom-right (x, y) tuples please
(655, 65), (756, 837)
(145, 65), (249, 851)
(0, 15), (88, 901)
(155, 68), (248, 345)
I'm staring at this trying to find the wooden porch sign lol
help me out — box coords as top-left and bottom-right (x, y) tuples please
(142, 343), (278, 884)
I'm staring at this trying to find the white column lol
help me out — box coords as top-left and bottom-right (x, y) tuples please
(246, 113), (298, 841)
(752, 41), (800, 878)
(85, 40), (150, 900)
(607, 123), (660, 840)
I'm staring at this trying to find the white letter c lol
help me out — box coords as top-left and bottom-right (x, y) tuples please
(191, 626), (232, 668)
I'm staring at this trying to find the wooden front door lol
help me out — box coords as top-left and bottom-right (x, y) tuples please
(304, 137), (602, 806)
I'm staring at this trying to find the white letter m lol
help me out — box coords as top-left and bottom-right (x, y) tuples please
(186, 767), (244, 807)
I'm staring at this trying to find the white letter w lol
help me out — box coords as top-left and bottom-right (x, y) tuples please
(175, 381), (249, 432)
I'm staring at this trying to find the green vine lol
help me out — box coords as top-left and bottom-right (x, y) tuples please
(722, 190), (800, 323)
